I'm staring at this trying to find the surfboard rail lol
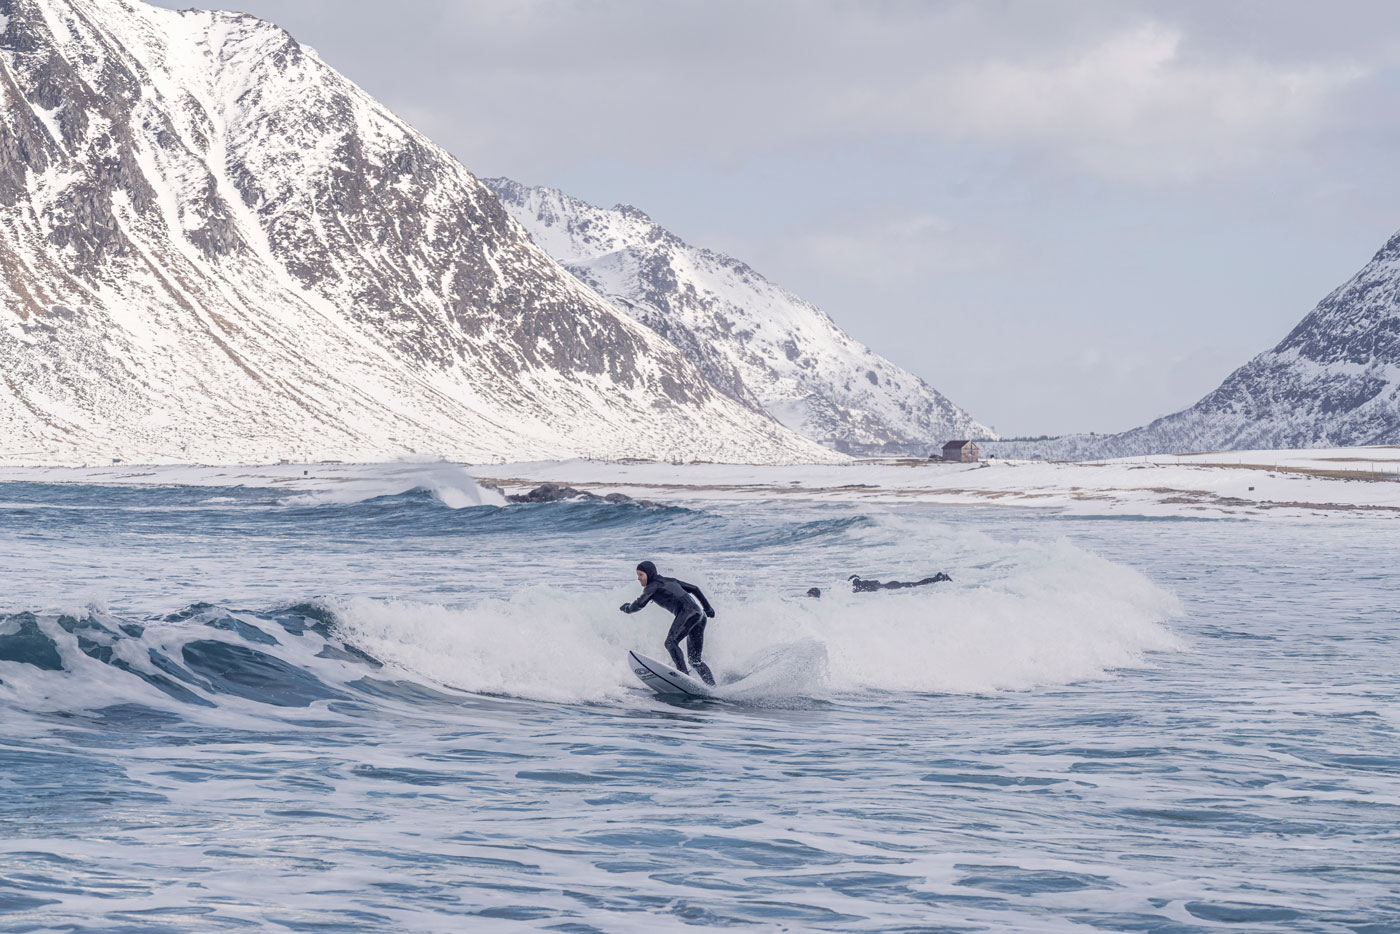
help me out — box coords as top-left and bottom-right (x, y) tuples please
(628, 650), (713, 697)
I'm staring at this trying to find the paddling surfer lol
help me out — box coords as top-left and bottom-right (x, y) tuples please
(620, 560), (716, 686)
(849, 572), (951, 592)
(803, 574), (952, 597)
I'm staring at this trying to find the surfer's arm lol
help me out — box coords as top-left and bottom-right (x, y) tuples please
(679, 580), (715, 617)
(620, 584), (656, 613)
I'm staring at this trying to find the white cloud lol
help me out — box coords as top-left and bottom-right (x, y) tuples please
(446, 13), (1367, 187)
(827, 23), (1365, 183)
(151, 2), (1377, 188)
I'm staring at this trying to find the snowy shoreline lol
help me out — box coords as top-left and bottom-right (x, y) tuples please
(475, 447), (1400, 519)
(3, 446), (1400, 518)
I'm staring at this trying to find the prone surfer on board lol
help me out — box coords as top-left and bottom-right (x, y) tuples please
(849, 573), (951, 592)
(620, 560), (716, 686)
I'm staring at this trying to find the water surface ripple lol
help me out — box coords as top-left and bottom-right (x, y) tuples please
(1, 478), (1396, 931)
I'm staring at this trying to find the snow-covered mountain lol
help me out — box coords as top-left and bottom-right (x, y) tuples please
(484, 178), (993, 455)
(0, 0), (836, 465)
(984, 232), (1400, 460)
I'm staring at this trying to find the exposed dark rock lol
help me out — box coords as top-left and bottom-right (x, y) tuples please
(508, 482), (589, 503)
(507, 483), (660, 507)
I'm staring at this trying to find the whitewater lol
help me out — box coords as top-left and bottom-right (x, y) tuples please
(1, 465), (1396, 931)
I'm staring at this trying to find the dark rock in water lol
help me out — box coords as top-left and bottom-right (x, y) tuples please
(507, 483), (661, 507)
(602, 490), (663, 507)
(509, 482), (604, 503)
(508, 483), (595, 503)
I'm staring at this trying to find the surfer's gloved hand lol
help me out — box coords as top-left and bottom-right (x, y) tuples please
(619, 603), (633, 613)
(705, 608), (715, 618)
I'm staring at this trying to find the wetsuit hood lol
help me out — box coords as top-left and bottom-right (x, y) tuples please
(636, 560), (658, 583)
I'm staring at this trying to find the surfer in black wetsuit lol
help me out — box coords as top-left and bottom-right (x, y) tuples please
(620, 560), (716, 686)
(849, 572), (951, 593)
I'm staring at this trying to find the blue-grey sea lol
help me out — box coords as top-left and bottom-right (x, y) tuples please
(1, 469), (1397, 932)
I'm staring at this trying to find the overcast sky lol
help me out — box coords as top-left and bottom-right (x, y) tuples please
(153, 0), (1400, 436)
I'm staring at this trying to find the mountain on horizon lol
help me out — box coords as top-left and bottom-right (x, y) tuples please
(0, 0), (836, 465)
(983, 230), (1400, 460)
(484, 177), (994, 455)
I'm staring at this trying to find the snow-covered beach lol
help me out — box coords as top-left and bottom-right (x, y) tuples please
(479, 447), (1400, 518)
(5, 446), (1399, 519)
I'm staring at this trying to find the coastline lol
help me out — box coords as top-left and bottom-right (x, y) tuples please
(3, 446), (1399, 518)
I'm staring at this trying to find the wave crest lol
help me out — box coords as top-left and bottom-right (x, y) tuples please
(282, 462), (505, 509)
(327, 533), (1183, 702)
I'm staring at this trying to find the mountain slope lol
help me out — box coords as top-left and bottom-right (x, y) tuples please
(983, 232), (1400, 460)
(0, 0), (835, 465)
(485, 178), (993, 454)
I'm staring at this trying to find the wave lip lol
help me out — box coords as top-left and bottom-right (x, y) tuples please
(1, 518), (1184, 711)
(0, 604), (375, 719)
(281, 462), (505, 509)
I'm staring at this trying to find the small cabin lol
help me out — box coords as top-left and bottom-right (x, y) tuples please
(940, 440), (979, 463)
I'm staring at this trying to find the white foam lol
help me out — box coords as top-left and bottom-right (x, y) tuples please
(736, 544), (1184, 694)
(328, 533), (1184, 703)
(282, 461), (505, 508)
(328, 589), (649, 703)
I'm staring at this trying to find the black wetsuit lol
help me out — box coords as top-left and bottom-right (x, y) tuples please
(850, 572), (951, 593)
(621, 574), (716, 686)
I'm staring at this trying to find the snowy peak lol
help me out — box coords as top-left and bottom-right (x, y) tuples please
(485, 177), (995, 454)
(0, 0), (836, 465)
(1172, 231), (1400, 447)
(984, 229), (1400, 460)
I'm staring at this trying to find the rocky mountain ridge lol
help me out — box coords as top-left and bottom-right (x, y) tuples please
(0, 0), (835, 465)
(485, 177), (994, 455)
(983, 232), (1400, 460)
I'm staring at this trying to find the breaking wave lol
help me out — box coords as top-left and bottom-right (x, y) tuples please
(1, 533), (1182, 716)
(279, 462), (506, 509)
(1, 476), (1186, 718)
(331, 533), (1183, 702)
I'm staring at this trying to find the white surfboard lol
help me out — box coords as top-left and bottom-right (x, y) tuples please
(628, 650), (714, 698)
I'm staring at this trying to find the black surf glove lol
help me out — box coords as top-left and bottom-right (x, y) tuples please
(619, 603), (633, 613)
(705, 608), (715, 618)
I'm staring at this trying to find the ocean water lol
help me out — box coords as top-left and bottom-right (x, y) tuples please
(1, 467), (1397, 932)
